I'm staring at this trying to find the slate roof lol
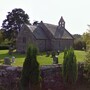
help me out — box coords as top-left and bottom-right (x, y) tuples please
(24, 20), (73, 40)
(26, 24), (48, 39)
(44, 23), (57, 36)
(43, 23), (73, 39)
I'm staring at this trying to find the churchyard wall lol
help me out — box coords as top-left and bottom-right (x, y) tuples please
(0, 64), (84, 90)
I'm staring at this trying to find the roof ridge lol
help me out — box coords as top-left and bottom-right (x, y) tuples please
(44, 23), (57, 27)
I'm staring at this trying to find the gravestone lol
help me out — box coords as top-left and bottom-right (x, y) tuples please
(46, 51), (50, 57)
(4, 57), (11, 65)
(12, 56), (15, 63)
(51, 51), (56, 58)
(53, 55), (58, 64)
(8, 47), (13, 55)
(57, 50), (60, 55)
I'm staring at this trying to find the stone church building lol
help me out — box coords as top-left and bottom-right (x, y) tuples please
(16, 16), (74, 53)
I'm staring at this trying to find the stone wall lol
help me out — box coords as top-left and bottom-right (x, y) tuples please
(0, 64), (84, 90)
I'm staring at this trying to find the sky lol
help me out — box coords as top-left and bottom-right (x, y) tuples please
(0, 0), (90, 35)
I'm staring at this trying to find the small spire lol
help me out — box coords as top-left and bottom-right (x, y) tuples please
(60, 16), (65, 22)
(58, 16), (65, 28)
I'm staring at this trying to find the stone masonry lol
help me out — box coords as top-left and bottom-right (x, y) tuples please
(0, 64), (85, 90)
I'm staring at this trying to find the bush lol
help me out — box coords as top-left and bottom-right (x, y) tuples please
(62, 48), (78, 85)
(0, 45), (9, 50)
(20, 44), (41, 90)
(84, 51), (90, 82)
(74, 40), (86, 50)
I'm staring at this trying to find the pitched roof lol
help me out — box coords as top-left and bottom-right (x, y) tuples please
(44, 23), (57, 36)
(26, 24), (48, 39)
(43, 23), (73, 39)
(23, 20), (73, 40)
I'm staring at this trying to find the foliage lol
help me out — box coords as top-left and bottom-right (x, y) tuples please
(20, 45), (41, 90)
(73, 34), (86, 50)
(82, 30), (90, 44)
(0, 45), (9, 50)
(0, 30), (4, 44)
(33, 21), (39, 25)
(73, 34), (82, 39)
(83, 27), (90, 81)
(84, 51), (90, 82)
(62, 48), (78, 85)
(82, 30), (90, 50)
(74, 40), (86, 50)
(0, 39), (11, 45)
(0, 30), (10, 50)
(2, 8), (30, 41)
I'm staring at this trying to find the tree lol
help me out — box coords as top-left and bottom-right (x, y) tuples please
(74, 40), (86, 50)
(62, 48), (78, 87)
(20, 45), (41, 90)
(84, 51), (90, 82)
(73, 34), (86, 50)
(33, 21), (39, 25)
(2, 8), (30, 41)
(0, 30), (4, 44)
(83, 26), (90, 82)
(82, 30), (90, 50)
(73, 34), (82, 40)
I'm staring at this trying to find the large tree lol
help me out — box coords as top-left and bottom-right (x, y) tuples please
(2, 8), (30, 41)
(73, 34), (86, 50)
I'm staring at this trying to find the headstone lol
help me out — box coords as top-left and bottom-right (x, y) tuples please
(12, 56), (15, 63)
(57, 50), (60, 55)
(4, 57), (11, 65)
(53, 55), (58, 64)
(46, 51), (50, 57)
(51, 51), (56, 58)
(8, 46), (13, 55)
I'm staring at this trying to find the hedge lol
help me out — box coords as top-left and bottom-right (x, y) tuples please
(0, 45), (9, 50)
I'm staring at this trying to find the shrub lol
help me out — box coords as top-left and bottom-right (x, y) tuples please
(84, 51), (90, 82)
(62, 48), (78, 85)
(74, 40), (86, 50)
(20, 44), (41, 90)
(0, 45), (9, 50)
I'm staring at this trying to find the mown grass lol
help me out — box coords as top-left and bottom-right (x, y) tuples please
(0, 50), (86, 66)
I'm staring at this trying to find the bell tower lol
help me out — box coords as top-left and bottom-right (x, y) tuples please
(58, 16), (65, 28)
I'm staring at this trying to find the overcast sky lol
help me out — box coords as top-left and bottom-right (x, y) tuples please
(0, 0), (90, 34)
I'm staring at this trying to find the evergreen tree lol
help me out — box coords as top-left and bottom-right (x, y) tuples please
(62, 48), (78, 85)
(20, 45), (41, 90)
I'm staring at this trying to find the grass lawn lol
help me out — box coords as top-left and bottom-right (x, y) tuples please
(0, 50), (86, 66)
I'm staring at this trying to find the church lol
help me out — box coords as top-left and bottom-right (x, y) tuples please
(16, 16), (74, 53)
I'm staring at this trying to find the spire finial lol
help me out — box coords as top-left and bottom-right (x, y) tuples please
(58, 16), (65, 28)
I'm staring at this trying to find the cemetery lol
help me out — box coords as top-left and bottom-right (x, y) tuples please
(0, 50), (86, 66)
(0, 7), (90, 90)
